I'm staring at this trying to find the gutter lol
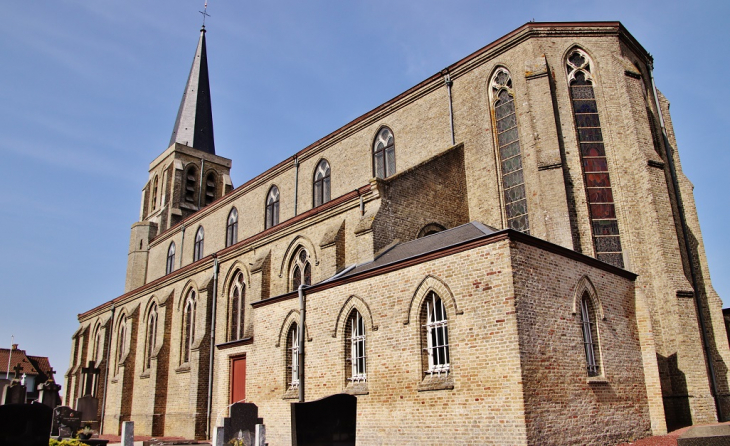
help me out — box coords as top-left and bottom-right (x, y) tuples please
(298, 285), (307, 402)
(442, 70), (455, 146)
(648, 63), (723, 421)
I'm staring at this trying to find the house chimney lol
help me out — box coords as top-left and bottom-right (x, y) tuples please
(11, 344), (18, 351)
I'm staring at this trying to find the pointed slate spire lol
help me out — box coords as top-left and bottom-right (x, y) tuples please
(169, 27), (215, 154)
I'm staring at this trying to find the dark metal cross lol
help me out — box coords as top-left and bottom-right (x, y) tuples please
(12, 363), (22, 380)
(199, 1), (210, 27)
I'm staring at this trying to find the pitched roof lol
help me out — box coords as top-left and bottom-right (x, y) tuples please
(0, 348), (39, 377)
(169, 27), (216, 154)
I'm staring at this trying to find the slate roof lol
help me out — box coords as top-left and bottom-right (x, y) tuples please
(334, 221), (497, 280)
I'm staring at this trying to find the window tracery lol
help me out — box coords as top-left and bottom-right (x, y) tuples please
(265, 186), (280, 229)
(145, 303), (158, 370)
(228, 271), (246, 342)
(313, 159), (331, 207)
(290, 247), (312, 291)
(490, 67), (529, 234)
(181, 290), (196, 364)
(566, 49), (624, 268)
(373, 127), (395, 178)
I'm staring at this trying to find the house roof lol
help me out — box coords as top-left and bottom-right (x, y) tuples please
(0, 348), (39, 377)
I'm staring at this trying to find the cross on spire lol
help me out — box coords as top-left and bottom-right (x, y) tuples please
(199, 1), (210, 28)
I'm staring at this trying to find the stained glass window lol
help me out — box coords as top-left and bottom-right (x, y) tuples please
(567, 49), (624, 268)
(490, 67), (529, 234)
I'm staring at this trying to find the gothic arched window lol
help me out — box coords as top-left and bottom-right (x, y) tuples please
(265, 186), (280, 229)
(181, 290), (196, 364)
(204, 172), (216, 206)
(313, 159), (331, 207)
(490, 67), (529, 234)
(579, 293), (601, 376)
(286, 323), (299, 389)
(115, 315), (127, 375)
(421, 292), (450, 375)
(184, 165), (198, 205)
(373, 127), (395, 178)
(228, 271), (246, 341)
(193, 226), (204, 262)
(345, 310), (366, 383)
(91, 323), (103, 364)
(566, 49), (623, 268)
(290, 247), (311, 291)
(166, 242), (176, 275)
(145, 303), (158, 370)
(151, 175), (159, 211)
(226, 208), (238, 247)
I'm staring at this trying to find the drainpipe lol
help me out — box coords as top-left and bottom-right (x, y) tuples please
(179, 223), (186, 270)
(442, 69), (455, 146)
(99, 303), (116, 434)
(298, 284), (307, 402)
(648, 62), (723, 421)
(198, 158), (205, 209)
(293, 157), (300, 216)
(206, 255), (219, 439)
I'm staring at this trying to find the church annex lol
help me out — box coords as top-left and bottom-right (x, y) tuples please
(65, 22), (729, 445)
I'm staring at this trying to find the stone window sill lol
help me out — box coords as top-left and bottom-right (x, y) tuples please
(175, 363), (191, 374)
(344, 382), (369, 395)
(587, 376), (608, 384)
(139, 371), (151, 379)
(282, 387), (299, 400)
(418, 373), (454, 392)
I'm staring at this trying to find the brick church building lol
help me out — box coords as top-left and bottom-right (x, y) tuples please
(65, 21), (729, 445)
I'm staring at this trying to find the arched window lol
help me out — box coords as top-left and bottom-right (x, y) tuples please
(184, 165), (198, 205)
(417, 223), (446, 238)
(181, 290), (196, 364)
(228, 271), (246, 341)
(204, 172), (216, 206)
(193, 226), (204, 262)
(91, 323), (103, 364)
(145, 303), (158, 370)
(151, 175), (159, 211)
(421, 292), (450, 375)
(373, 127), (395, 178)
(290, 247), (312, 291)
(490, 67), (529, 234)
(313, 159), (331, 207)
(226, 208), (238, 247)
(265, 186), (280, 229)
(166, 242), (176, 275)
(566, 48), (624, 268)
(579, 293), (600, 376)
(286, 323), (299, 389)
(345, 310), (366, 383)
(115, 316), (127, 375)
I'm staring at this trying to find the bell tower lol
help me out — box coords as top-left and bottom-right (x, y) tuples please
(125, 26), (233, 292)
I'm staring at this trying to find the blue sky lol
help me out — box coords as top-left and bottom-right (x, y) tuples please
(0, 1), (727, 385)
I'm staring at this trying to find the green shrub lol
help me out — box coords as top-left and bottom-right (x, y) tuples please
(49, 438), (85, 446)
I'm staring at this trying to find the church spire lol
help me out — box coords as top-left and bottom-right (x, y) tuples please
(169, 27), (215, 154)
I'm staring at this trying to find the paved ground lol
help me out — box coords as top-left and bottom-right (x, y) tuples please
(618, 421), (730, 446)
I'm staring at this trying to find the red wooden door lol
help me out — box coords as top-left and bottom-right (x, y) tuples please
(230, 356), (246, 403)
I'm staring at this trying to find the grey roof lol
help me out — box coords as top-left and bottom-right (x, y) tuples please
(169, 27), (216, 154)
(333, 222), (497, 280)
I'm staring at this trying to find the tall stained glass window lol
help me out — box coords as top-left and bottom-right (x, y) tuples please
(567, 49), (624, 268)
(490, 67), (529, 234)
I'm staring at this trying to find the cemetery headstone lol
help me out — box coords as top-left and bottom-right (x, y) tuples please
(291, 393), (356, 446)
(2, 380), (27, 405)
(0, 402), (52, 446)
(0, 379), (10, 403)
(77, 395), (99, 423)
(52, 405), (81, 438)
(223, 402), (263, 444)
(37, 380), (62, 409)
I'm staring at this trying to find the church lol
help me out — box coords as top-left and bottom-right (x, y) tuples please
(64, 21), (729, 445)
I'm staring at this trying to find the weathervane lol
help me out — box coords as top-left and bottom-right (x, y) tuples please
(199, 1), (210, 27)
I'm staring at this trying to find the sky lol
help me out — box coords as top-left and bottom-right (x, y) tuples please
(0, 0), (728, 386)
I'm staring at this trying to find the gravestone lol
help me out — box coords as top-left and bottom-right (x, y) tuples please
(0, 379), (10, 403)
(37, 380), (62, 409)
(0, 402), (52, 446)
(2, 381), (27, 405)
(52, 405), (81, 438)
(291, 393), (356, 446)
(77, 395), (99, 423)
(223, 402), (263, 444)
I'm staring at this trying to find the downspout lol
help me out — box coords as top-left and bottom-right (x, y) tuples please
(298, 284), (307, 402)
(293, 157), (300, 216)
(99, 303), (116, 434)
(179, 223), (186, 270)
(648, 63), (723, 421)
(206, 255), (219, 439)
(442, 69), (455, 146)
(198, 158), (205, 209)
